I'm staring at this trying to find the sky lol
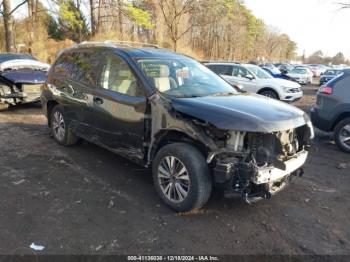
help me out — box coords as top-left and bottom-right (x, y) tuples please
(244, 0), (350, 58)
(244, 0), (350, 59)
(13, 0), (350, 59)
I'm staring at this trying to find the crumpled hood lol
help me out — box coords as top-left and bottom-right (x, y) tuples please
(0, 59), (50, 71)
(171, 93), (309, 132)
(1, 70), (47, 84)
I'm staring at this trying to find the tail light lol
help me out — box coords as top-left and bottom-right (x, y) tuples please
(319, 86), (333, 95)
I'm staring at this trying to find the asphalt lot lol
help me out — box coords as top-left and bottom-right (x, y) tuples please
(0, 83), (349, 256)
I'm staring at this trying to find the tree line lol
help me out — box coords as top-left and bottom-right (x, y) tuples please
(0, 0), (348, 64)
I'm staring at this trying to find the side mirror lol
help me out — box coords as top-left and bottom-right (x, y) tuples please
(245, 74), (254, 80)
(232, 83), (246, 93)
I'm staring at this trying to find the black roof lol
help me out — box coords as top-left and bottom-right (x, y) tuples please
(63, 42), (191, 60)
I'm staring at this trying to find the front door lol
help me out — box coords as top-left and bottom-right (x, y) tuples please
(88, 52), (147, 163)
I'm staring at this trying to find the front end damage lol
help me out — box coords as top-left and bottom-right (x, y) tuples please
(208, 125), (313, 203)
(148, 94), (313, 204)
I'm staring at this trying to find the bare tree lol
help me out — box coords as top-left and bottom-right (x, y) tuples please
(158, 0), (195, 51)
(0, 0), (28, 52)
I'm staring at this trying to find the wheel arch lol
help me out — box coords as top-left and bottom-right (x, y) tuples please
(332, 112), (350, 131)
(46, 100), (59, 127)
(257, 87), (280, 99)
(148, 129), (209, 163)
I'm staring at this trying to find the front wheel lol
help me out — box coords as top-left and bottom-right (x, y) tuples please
(259, 90), (278, 99)
(334, 118), (350, 153)
(152, 143), (212, 212)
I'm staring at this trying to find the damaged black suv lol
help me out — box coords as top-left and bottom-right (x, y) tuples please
(41, 41), (314, 212)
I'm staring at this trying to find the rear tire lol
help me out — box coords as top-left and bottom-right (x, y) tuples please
(334, 118), (350, 153)
(152, 143), (212, 212)
(259, 89), (278, 99)
(50, 105), (79, 146)
(0, 103), (9, 112)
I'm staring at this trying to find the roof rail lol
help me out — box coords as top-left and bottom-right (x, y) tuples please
(104, 40), (160, 49)
(75, 40), (160, 49)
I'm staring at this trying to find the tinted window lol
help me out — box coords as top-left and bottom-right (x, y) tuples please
(100, 54), (142, 97)
(53, 53), (79, 79)
(53, 51), (103, 87)
(208, 64), (232, 76)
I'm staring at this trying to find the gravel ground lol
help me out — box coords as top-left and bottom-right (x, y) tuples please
(0, 83), (349, 256)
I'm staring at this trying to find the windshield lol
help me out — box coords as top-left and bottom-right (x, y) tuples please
(291, 68), (307, 74)
(137, 58), (237, 98)
(269, 67), (281, 75)
(246, 65), (272, 79)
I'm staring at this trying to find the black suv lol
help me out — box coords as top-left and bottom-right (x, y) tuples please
(311, 69), (350, 152)
(41, 41), (313, 212)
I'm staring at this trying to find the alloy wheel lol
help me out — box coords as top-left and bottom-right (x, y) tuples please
(158, 156), (190, 203)
(52, 111), (66, 142)
(339, 124), (350, 150)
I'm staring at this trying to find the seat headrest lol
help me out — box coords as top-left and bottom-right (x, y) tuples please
(158, 65), (170, 78)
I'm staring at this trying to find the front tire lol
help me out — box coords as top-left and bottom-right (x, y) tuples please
(259, 89), (278, 99)
(152, 143), (212, 212)
(50, 105), (79, 146)
(334, 118), (350, 153)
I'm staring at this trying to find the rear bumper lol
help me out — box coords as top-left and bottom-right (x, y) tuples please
(0, 91), (41, 103)
(310, 105), (333, 132)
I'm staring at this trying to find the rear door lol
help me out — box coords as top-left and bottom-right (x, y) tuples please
(48, 52), (94, 137)
(87, 51), (148, 163)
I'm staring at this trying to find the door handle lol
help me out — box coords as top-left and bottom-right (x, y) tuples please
(93, 96), (104, 104)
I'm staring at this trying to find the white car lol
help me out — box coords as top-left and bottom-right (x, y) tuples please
(205, 63), (303, 102)
(287, 67), (313, 85)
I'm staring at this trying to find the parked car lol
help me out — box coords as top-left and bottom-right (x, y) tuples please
(311, 69), (350, 152)
(261, 67), (298, 82)
(308, 65), (324, 77)
(0, 53), (50, 111)
(275, 64), (293, 74)
(41, 41), (313, 211)
(319, 69), (343, 86)
(205, 62), (302, 102)
(287, 67), (313, 84)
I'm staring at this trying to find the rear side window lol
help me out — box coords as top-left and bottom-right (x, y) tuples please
(53, 53), (79, 79)
(207, 64), (232, 76)
(53, 51), (103, 87)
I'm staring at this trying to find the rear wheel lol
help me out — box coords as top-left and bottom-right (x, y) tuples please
(334, 118), (350, 153)
(259, 89), (278, 99)
(152, 143), (212, 212)
(0, 103), (9, 112)
(50, 105), (79, 146)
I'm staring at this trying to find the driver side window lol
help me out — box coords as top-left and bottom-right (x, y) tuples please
(232, 66), (249, 78)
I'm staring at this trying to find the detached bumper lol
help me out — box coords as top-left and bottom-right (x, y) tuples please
(213, 150), (308, 203)
(253, 150), (308, 184)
